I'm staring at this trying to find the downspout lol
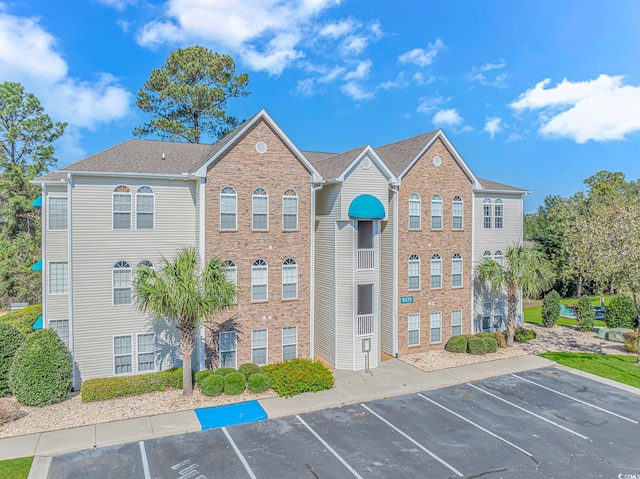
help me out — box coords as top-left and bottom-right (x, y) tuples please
(41, 184), (47, 327)
(471, 188), (476, 334)
(198, 177), (206, 371)
(310, 182), (322, 360)
(391, 185), (399, 357)
(67, 174), (75, 388)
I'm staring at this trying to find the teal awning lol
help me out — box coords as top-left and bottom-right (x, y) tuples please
(348, 194), (385, 219)
(32, 259), (42, 271)
(32, 195), (42, 208)
(32, 315), (43, 330)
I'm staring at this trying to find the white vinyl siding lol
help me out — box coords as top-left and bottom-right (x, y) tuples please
(282, 190), (298, 230)
(282, 326), (297, 360)
(451, 310), (462, 336)
(137, 333), (156, 372)
(409, 193), (421, 229)
(252, 259), (268, 301)
(136, 186), (154, 229)
(251, 329), (268, 365)
(50, 320), (69, 347)
(113, 261), (132, 305)
(252, 188), (268, 230)
(452, 196), (463, 230)
(452, 253), (463, 288)
(282, 258), (298, 300)
(49, 261), (68, 294)
(408, 254), (420, 290)
(48, 197), (68, 230)
(220, 186), (237, 230)
(430, 312), (442, 344)
(430, 254), (442, 289)
(431, 195), (442, 229)
(408, 314), (420, 346)
(114, 335), (132, 374)
(113, 186), (131, 229)
(220, 331), (237, 368)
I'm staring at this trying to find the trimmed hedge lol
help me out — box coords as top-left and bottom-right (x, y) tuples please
(195, 370), (214, 387)
(575, 296), (594, 332)
(445, 336), (467, 353)
(605, 295), (637, 329)
(263, 358), (334, 397)
(483, 337), (498, 353)
(9, 329), (72, 406)
(467, 337), (487, 355)
(248, 373), (271, 393)
(239, 363), (262, 381)
(0, 323), (24, 397)
(623, 332), (638, 353)
(0, 304), (42, 337)
(542, 290), (561, 328)
(81, 367), (183, 402)
(224, 372), (246, 396)
(214, 367), (237, 377)
(200, 373), (224, 396)
(490, 331), (507, 348)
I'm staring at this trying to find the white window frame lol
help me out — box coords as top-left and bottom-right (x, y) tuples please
(483, 250), (492, 261)
(408, 313), (420, 346)
(220, 331), (237, 368)
(137, 333), (156, 372)
(282, 190), (298, 231)
(252, 188), (269, 230)
(483, 199), (492, 229)
(430, 254), (442, 289)
(282, 258), (298, 300)
(222, 260), (237, 303)
(494, 301), (504, 330)
(136, 186), (155, 230)
(408, 254), (420, 291)
(494, 250), (503, 266)
(494, 199), (503, 229)
(431, 195), (443, 230)
(452, 253), (463, 288)
(251, 328), (268, 366)
(113, 334), (133, 375)
(452, 196), (463, 230)
(49, 319), (69, 347)
(113, 185), (131, 230)
(113, 261), (132, 306)
(451, 310), (462, 336)
(430, 312), (442, 344)
(282, 326), (298, 361)
(251, 259), (268, 301)
(49, 261), (68, 295)
(409, 193), (421, 230)
(220, 186), (237, 230)
(138, 260), (154, 270)
(482, 301), (492, 331)
(48, 197), (68, 231)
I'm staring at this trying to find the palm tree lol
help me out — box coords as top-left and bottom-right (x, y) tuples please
(476, 245), (555, 346)
(134, 247), (236, 396)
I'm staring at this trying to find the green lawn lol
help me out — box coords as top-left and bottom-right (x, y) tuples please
(0, 457), (33, 479)
(539, 352), (640, 388)
(524, 296), (609, 327)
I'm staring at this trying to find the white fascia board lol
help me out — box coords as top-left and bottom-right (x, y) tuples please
(336, 145), (399, 185)
(56, 171), (195, 180)
(475, 188), (532, 195)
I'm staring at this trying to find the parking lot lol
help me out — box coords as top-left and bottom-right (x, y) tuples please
(48, 367), (640, 478)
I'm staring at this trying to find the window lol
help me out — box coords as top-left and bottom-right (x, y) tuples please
(483, 250), (492, 261)
(136, 186), (154, 229)
(220, 186), (237, 230)
(282, 326), (297, 360)
(483, 199), (492, 229)
(494, 250), (503, 266)
(138, 260), (154, 270)
(50, 320), (69, 347)
(282, 258), (298, 300)
(494, 199), (503, 229)
(430, 254), (442, 289)
(408, 314), (420, 346)
(113, 261), (132, 305)
(452, 253), (463, 288)
(220, 331), (237, 368)
(357, 284), (374, 336)
(49, 262), (68, 294)
(357, 220), (374, 270)
(252, 188), (268, 230)
(494, 301), (504, 330)
(137, 333), (156, 372)
(431, 195), (443, 229)
(113, 186), (131, 229)
(452, 310), (462, 336)
(452, 196), (463, 230)
(48, 197), (67, 230)
(430, 312), (442, 343)
(408, 254), (420, 290)
(114, 335), (132, 374)
(409, 194), (421, 229)
(282, 190), (298, 230)
(223, 260), (237, 303)
(482, 302), (492, 331)
(252, 259), (268, 301)
(251, 329), (268, 365)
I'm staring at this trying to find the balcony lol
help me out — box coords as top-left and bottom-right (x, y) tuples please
(357, 313), (375, 336)
(357, 248), (374, 271)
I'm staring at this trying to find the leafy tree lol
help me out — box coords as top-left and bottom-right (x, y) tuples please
(605, 295), (637, 329)
(133, 46), (249, 143)
(476, 245), (555, 346)
(134, 247), (236, 395)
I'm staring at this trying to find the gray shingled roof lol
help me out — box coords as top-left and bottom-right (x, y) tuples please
(375, 130), (439, 177)
(477, 178), (529, 193)
(306, 145), (367, 179)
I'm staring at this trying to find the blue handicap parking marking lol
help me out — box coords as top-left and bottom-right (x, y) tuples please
(195, 400), (268, 430)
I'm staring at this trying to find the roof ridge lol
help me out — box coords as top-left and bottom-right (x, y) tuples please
(375, 128), (440, 149)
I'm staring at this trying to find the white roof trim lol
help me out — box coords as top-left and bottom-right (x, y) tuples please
(336, 145), (399, 185)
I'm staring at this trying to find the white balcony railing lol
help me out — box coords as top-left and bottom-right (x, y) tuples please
(357, 248), (374, 271)
(357, 313), (375, 336)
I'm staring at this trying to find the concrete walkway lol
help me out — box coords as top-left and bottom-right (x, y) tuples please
(0, 355), (558, 477)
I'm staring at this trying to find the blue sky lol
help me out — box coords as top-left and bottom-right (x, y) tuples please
(2, 1), (640, 212)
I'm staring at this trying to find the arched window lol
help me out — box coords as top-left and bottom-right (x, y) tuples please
(113, 261), (132, 305)
(223, 260), (237, 286)
(252, 259), (268, 301)
(483, 198), (492, 229)
(431, 195), (443, 229)
(494, 250), (503, 266)
(113, 186), (131, 229)
(494, 199), (503, 229)
(220, 186), (237, 230)
(430, 254), (442, 289)
(136, 186), (154, 229)
(452, 196), (463, 230)
(282, 258), (298, 299)
(408, 254), (420, 290)
(282, 190), (298, 230)
(409, 194), (421, 229)
(252, 188), (268, 230)
(138, 260), (154, 269)
(483, 250), (492, 261)
(452, 253), (463, 287)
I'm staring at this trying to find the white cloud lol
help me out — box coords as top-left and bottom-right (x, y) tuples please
(378, 72), (408, 90)
(469, 58), (508, 88)
(483, 117), (503, 138)
(341, 35), (368, 55)
(507, 133), (522, 142)
(479, 59), (506, 72)
(412, 72), (435, 85)
(398, 38), (445, 67)
(416, 95), (451, 114)
(342, 82), (374, 100)
(432, 108), (463, 127)
(344, 60), (372, 81)
(320, 18), (358, 38)
(511, 74), (640, 143)
(95, 0), (137, 10)
(293, 78), (317, 97)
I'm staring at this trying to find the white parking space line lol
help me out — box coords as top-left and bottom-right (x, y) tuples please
(361, 403), (464, 477)
(138, 441), (151, 479)
(468, 384), (589, 440)
(417, 393), (533, 458)
(511, 373), (639, 424)
(295, 415), (364, 479)
(222, 427), (257, 479)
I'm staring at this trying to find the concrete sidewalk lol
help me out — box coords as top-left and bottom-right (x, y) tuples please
(0, 355), (554, 476)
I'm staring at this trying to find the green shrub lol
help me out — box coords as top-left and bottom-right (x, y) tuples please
(490, 331), (507, 348)
(81, 367), (183, 402)
(214, 367), (236, 377)
(474, 332), (491, 338)
(605, 295), (637, 329)
(541, 290), (561, 328)
(483, 337), (498, 353)
(238, 363), (262, 381)
(156, 367), (183, 389)
(224, 372), (246, 396)
(8, 329), (72, 406)
(623, 332), (638, 353)
(445, 336), (467, 353)
(200, 373), (224, 396)
(248, 373), (271, 393)
(0, 304), (42, 336)
(263, 358), (334, 397)
(467, 337), (487, 355)
(195, 370), (214, 387)
(575, 296), (595, 332)
(514, 327), (537, 343)
(0, 323), (24, 397)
